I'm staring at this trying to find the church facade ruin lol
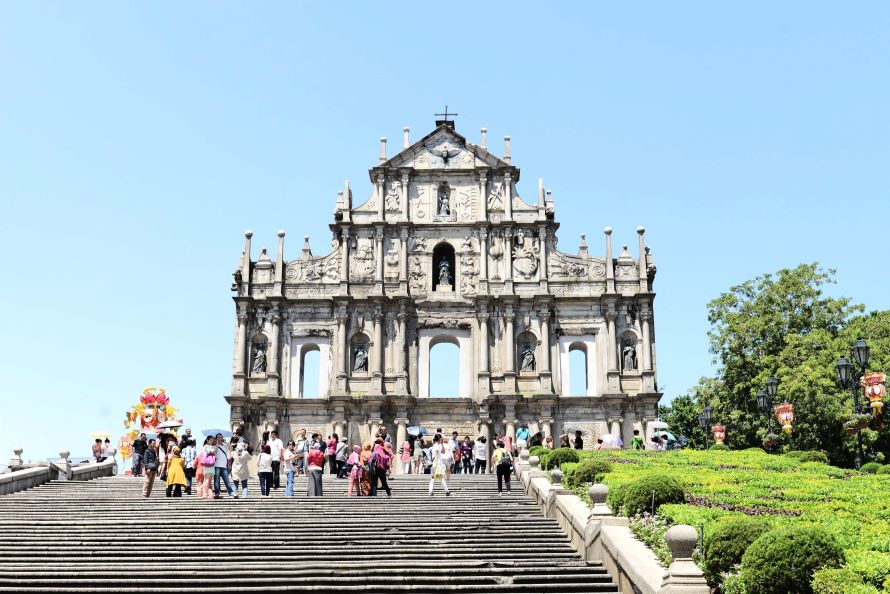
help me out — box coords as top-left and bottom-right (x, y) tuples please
(225, 120), (661, 462)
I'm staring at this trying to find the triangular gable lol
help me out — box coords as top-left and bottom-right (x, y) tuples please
(372, 124), (513, 174)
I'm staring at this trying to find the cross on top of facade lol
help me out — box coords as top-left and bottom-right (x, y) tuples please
(435, 105), (458, 127)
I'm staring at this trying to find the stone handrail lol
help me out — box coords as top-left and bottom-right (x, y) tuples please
(1, 449), (116, 496)
(519, 454), (708, 594)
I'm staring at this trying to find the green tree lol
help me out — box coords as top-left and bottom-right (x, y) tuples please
(689, 263), (890, 465)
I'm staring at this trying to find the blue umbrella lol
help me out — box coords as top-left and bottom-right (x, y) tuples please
(407, 426), (428, 437)
(655, 431), (677, 442)
(202, 428), (233, 438)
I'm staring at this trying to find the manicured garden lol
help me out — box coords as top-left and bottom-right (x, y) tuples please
(532, 447), (890, 593)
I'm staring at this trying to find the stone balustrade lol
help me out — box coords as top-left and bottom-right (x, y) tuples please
(0, 448), (116, 496)
(517, 449), (708, 594)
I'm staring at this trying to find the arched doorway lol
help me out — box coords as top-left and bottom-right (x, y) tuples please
(428, 338), (460, 397)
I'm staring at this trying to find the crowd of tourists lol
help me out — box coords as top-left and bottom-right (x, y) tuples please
(129, 423), (555, 499)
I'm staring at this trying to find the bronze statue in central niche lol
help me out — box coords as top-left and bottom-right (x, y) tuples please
(437, 182), (451, 216)
(353, 343), (368, 372)
(520, 342), (536, 372)
(438, 257), (452, 286)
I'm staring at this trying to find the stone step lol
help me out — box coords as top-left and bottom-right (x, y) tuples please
(0, 475), (618, 593)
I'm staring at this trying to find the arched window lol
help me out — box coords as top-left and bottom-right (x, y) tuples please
(301, 346), (320, 398)
(429, 338), (460, 397)
(350, 333), (370, 375)
(432, 242), (456, 291)
(568, 343), (588, 395)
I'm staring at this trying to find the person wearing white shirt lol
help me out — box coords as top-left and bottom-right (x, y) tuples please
(428, 434), (451, 497)
(268, 431), (285, 490)
(474, 436), (489, 474)
(257, 444), (273, 497)
(282, 441), (297, 497)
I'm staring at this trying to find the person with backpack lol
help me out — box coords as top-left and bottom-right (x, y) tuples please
(492, 440), (513, 496)
(335, 437), (350, 478)
(369, 437), (392, 497)
(428, 434), (451, 496)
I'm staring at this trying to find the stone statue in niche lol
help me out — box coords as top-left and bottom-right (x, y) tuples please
(437, 183), (451, 216)
(252, 344), (267, 374)
(512, 229), (539, 280)
(438, 257), (452, 286)
(623, 344), (637, 371)
(488, 183), (503, 210)
(385, 246), (399, 276)
(520, 342), (536, 372)
(353, 343), (369, 373)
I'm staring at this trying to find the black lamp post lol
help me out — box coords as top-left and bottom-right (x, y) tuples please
(835, 338), (870, 469)
(756, 376), (780, 451)
(698, 406), (712, 449)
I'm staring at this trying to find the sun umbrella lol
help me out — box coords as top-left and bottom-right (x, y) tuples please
(89, 431), (111, 440)
(648, 420), (669, 430)
(202, 428), (233, 438)
(655, 431), (677, 442)
(157, 420), (183, 430)
(407, 426), (428, 437)
(601, 434), (623, 448)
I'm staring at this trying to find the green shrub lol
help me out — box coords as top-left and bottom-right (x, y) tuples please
(847, 550), (890, 589)
(710, 443), (729, 451)
(528, 445), (547, 459)
(786, 450), (829, 464)
(610, 472), (685, 516)
(703, 517), (771, 586)
(860, 462), (882, 474)
(877, 465), (890, 475)
(811, 567), (879, 594)
(722, 571), (747, 594)
(741, 526), (845, 594)
(563, 458), (613, 488)
(541, 447), (579, 470)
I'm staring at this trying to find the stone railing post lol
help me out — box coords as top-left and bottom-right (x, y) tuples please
(58, 450), (71, 480)
(550, 468), (563, 486)
(9, 448), (23, 469)
(528, 455), (540, 469)
(107, 448), (118, 475)
(588, 484), (612, 516)
(659, 525), (709, 594)
(518, 449), (530, 470)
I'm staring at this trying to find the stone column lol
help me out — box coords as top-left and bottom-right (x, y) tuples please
(504, 227), (514, 288)
(369, 418), (381, 441)
(340, 229), (350, 290)
(540, 417), (553, 442)
(268, 312), (281, 394)
(660, 526), (711, 593)
(504, 309), (515, 373)
(395, 418), (408, 473)
(333, 419), (345, 437)
(399, 228), (409, 284)
(506, 419), (516, 442)
(610, 418), (622, 436)
(641, 308), (653, 371)
(604, 227), (615, 293)
(479, 229), (489, 280)
(400, 173), (409, 221)
(372, 310), (383, 393)
(478, 312), (490, 373)
(539, 310), (551, 373)
(337, 314), (348, 377)
(374, 227), (384, 288)
(504, 172), (513, 219)
(478, 173), (488, 222)
(234, 311), (248, 376)
(538, 225), (548, 289)
(605, 308), (618, 371)
(375, 173), (384, 220)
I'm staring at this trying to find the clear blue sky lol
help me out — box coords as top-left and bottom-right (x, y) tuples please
(1, 3), (888, 462)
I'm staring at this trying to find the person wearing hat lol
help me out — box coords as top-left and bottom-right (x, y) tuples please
(165, 447), (187, 497)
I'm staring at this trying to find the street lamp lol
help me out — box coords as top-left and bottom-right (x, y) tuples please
(835, 338), (871, 469)
(698, 406), (712, 449)
(757, 377), (781, 451)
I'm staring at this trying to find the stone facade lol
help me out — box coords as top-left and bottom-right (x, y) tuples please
(225, 121), (661, 461)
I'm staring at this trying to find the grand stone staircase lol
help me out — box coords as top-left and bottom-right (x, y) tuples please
(0, 473), (618, 592)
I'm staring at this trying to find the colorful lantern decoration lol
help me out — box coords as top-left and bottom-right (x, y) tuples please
(117, 435), (133, 460)
(862, 372), (886, 414)
(123, 386), (182, 445)
(711, 423), (726, 444)
(775, 403), (794, 434)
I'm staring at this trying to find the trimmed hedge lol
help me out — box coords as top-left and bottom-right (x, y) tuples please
(528, 445), (548, 459)
(741, 526), (845, 594)
(541, 447), (579, 470)
(563, 458), (612, 489)
(860, 462), (882, 474)
(609, 472), (685, 516)
(703, 517), (770, 587)
(877, 465), (890, 475)
(710, 443), (729, 451)
(786, 450), (830, 464)
(812, 567), (879, 594)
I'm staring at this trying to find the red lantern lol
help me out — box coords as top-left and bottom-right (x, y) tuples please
(711, 423), (726, 444)
(862, 372), (886, 415)
(775, 403), (794, 434)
